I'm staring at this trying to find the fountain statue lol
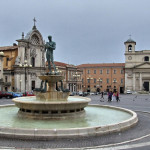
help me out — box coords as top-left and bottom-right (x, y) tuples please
(45, 35), (57, 74)
(13, 35), (90, 119)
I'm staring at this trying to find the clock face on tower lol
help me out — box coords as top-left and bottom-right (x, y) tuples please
(128, 56), (132, 60)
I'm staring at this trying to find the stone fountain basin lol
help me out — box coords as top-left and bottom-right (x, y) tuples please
(12, 96), (91, 119)
(13, 96), (90, 111)
(0, 104), (138, 140)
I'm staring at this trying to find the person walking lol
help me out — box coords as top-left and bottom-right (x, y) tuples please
(100, 91), (104, 99)
(112, 92), (116, 101)
(116, 91), (120, 102)
(108, 91), (112, 102)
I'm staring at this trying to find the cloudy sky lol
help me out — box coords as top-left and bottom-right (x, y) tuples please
(1, 0), (150, 65)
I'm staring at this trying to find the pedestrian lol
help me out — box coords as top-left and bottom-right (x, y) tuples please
(112, 92), (116, 101)
(108, 91), (112, 102)
(101, 91), (104, 99)
(116, 91), (120, 102)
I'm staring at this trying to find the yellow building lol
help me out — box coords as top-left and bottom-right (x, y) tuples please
(0, 44), (18, 91)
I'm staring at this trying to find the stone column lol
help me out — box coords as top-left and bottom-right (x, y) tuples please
(133, 73), (135, 91)
(139, 73), (142, 91)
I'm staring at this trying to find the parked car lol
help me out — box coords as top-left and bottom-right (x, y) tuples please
(23, 92), (35, 96)
(13, 92), (23, 98)
(90, 92), (95, 95)
(69, 92), (76, 96)
(0, 91), (13, 99)
(126, 90), (132, 94)
(79, 91), (83, 96)
(0, 91), (6, 98)
(82, 92), (89, 97)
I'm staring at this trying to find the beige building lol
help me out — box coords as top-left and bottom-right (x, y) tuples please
(124, 38), (150, 92)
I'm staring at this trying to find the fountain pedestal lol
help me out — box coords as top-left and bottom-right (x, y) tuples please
(34, 75), (69, 101)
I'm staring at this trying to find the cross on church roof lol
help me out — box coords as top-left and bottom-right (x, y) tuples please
(32, 17), (37, 30)
(129, 34), (132, 39)
(33, 17), (36, 26)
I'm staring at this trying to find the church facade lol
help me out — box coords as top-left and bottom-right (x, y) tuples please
(13, 24), (46, 92)
(124, 38), (150, 92)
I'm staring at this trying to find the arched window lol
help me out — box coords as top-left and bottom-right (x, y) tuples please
(144, 56), (149, 62)
(31, 57), (35, 67)
(31, 34), (40, 45)
(128, 45), (132, 51)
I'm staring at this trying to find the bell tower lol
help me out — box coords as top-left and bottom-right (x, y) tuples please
(124, 36), (136, 53)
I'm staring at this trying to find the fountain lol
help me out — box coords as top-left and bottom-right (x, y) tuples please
(0, 36), (138, 140)
(13, 74), (90, 119)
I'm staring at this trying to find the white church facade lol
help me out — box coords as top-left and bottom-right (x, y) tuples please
(124, 38), (150, 92)
(13, 24), (46, 92)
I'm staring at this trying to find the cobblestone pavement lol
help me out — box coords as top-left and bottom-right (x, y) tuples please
(0, 94), (150, 150)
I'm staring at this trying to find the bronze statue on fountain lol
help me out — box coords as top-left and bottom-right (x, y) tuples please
(34, 35), (70, 100)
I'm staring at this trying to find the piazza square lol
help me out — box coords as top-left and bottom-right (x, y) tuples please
(0, 1), (150, 150)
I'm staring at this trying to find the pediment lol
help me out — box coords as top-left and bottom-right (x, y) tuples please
(133, 62), (150, 69)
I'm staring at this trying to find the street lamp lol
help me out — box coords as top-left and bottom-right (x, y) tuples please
(20, 80), (22, 92)
(113, 79), (117, 92)
(87, 77), (93, 92)
(97, 78), (102, 92)
(19, 60), (32, 96)
(56, 67), (62, 75)
(73, 72), (80, 94)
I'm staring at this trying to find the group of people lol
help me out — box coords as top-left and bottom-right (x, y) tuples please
(100, 91), (120, 102)
(108, 91), (120, 102)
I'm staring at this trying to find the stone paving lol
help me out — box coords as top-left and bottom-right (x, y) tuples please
(0, 94), (150, 149)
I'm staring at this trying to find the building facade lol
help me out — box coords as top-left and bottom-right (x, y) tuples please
(47, 61), (83, 93)
(0, 45), (18, 91)
(124, 38), (150, 92)
(0, 52), (4, 91)
(13, 24), (45, 92)
(78, 63), (125, 93)
(0, 24), (45, 92)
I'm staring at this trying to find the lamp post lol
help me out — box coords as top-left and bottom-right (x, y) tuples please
(56, 67), (62, 75)
(73, 72), (80, 94)
(19, 60), (32, 96)
(97, 78), (102, 92)
(113, 79), (117, 92)
(87, 77), (93, 92)
(20, 80), (22, 92)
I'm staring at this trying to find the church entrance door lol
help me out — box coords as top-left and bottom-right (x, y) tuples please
(143, 82), (149, 91)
